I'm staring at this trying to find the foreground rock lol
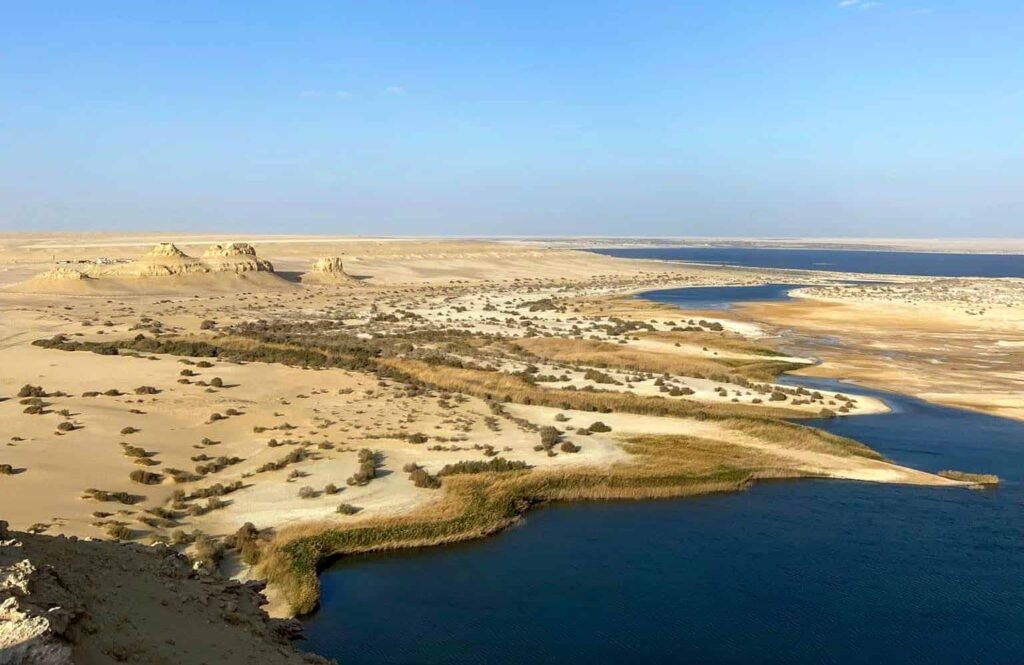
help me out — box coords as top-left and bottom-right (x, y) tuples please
(0, 521), (330, 665)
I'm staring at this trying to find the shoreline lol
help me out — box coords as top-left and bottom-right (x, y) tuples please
(1, 234), (1013, 644)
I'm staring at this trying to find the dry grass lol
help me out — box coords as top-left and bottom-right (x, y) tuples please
(381, 358), (809, 420)
(721, 418), (884, 460)
(636, 329), (789, 357)
(572, 295), (689, 319)
(513, 336), (799, 382)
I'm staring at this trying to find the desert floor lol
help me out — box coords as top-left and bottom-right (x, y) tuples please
(2, 233), (1016, 616)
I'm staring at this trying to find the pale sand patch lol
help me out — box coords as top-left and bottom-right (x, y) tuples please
(510, 405), (956, 486)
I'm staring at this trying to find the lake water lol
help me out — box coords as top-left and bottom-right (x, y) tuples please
(591, 246), (1024, 278)
(640, 282), (804, 310)
(303, 282), (1024, 664)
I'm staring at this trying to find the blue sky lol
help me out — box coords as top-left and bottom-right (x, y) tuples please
(1, 1), (1021, 236)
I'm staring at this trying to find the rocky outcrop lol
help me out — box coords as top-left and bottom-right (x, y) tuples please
(303, 257), (358, 284)
(145, 242), (190, 259)
(112, 243), (211, 278)
(32, 267), (91, 282)
(201, 243), (275, 274)
(20, 243), (281, 291)
(0, 521), (79, 664)
(0, 522), (331, 664)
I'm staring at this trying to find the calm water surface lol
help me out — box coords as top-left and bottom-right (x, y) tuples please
(640, 282), (804, 309)
(591, 246), (1024, 277)
(303, 281), (1024, 664)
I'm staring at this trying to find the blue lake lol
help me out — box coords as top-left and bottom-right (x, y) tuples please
(303, 282), (1024, 664)
(640, 282), (804, 310)
(591, 246), (1024, 278)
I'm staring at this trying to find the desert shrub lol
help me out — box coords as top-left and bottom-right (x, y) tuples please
(83, 488), (141, 505)
(120, 426), (139, 435)
(134, 386), (160, 395)
(180, 369), (197, 377)
(583, 368), (620, 385)
(17, 384), (46, 398)
(208, 412), (225, 422)
(197, 360), (214, 368)
(336, 503), (360, 515)
(409, 467), (441, 489)
(56, 422), (76, 432)
(226, 523), (263, 564)
(560, 440), (581, 453)
(210, 377), (224, 388)
(23, 405), (44, 415)
(192, 534), (225, 566)
(195, 456), (243, 475)
(200, 320), (217, 330)
(186, 480), (244, 500)
(539, 426), (561, 449)
(588, 421), (612, 433)
(0, 464), (15, 475)
(408, 432), (429, 444)
(324, 483), (340, 495)
(298, 486), (317, 499)
(402, 463), (420, 473)
(255, 448), (311, 474)
(129, 469), (163, 485)
(437, 458), (530, 476)
(105, 523), (132, 540)
(165, 468), (201, 483)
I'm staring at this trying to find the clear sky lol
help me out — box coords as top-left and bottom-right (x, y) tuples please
(1, 1), (1021, 236)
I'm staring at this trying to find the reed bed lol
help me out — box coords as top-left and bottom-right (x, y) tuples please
(259, 434), (812, 615)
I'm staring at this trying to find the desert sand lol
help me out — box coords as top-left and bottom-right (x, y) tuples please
(1, 233), (1007, 652)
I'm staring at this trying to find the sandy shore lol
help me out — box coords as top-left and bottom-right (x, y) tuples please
(734, 282), (1024, 421)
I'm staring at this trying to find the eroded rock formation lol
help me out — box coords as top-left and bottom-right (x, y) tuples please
(201, 243), (275, 273)
(303, 256), (358, 284)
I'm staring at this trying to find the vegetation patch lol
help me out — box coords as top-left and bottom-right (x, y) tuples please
(937, 470), (999, 485)
(258, 432), (816, 615)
